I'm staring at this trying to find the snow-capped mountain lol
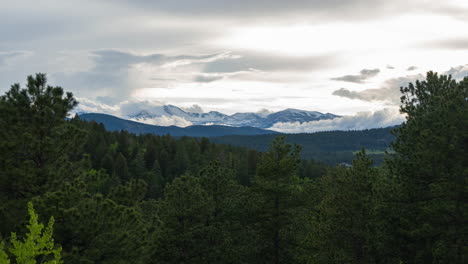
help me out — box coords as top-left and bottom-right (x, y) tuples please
(126, 105), (339, 129)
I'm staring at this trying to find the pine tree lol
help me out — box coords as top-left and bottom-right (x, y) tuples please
(113, 152), (130, 182)
(0, 73), (85, 237)
(252, 136), (303, 264)
(303, 150), (378, 264)
(155, 174), (214, 264)
(388, 72), (468, 263)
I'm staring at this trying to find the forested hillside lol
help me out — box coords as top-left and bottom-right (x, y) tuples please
(0, 72), (466, 264)
(212, 127), (395, 164)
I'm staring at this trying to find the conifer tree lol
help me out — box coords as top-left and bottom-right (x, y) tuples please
(0, 73), (85, 236)
(304, 150), (378, 264)
(155, 174), (214, 263)
(388, 72), (468, 263)
(252, 136), (303, 264)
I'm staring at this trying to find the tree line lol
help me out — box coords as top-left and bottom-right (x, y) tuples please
(0, 72), (466, 263)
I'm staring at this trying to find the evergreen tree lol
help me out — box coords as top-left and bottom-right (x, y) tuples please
(388, 72), (468, 263)
(33, 172), (151, 264)
(0, 73), (85, 236)
(303, 151), (378, 264)
(155, 174), (214, 264)
(252, 136), (303, 264)
(198, 162), (255, 263)
(113, 152), (130, 182)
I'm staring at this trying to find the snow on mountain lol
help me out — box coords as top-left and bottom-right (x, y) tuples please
(124, 105), (339, 129)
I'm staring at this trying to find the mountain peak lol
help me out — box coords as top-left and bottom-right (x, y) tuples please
(88, 104), (340, 129)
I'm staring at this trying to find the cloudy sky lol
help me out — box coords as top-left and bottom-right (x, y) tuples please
(1, 0), (468, 130)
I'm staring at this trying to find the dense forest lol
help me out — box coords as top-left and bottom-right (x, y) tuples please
(212, 127), (396, 164)
(0, 72), (467, 264)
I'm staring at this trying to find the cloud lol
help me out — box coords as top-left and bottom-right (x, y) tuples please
(332, 73), (425, 104)
(406, 66), (418, 71)
(257, 108), (273, 116)
(51, 49), (238, 100)
(203, 52), (337, 73)
(444, 64), (468, 80)
(424, 38), (468, 50)
(0, 51), (29, 66)
(181, 104), (204, 113)
(129, 115), (193, 127)
(269, 108), (405, 133)
(115, 0), (418, 22)
(75, 98), (194, 127)
(194, 74), (224, 83)
(386, 65), (395, 69)
(74, 97), (119, 115)
(331, 68), (380, 83)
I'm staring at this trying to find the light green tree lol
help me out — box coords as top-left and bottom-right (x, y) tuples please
(0, 243), (9, 264)
(0, 202), (62, 264)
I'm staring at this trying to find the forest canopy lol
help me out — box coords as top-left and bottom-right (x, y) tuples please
(0, 72), (466, 263)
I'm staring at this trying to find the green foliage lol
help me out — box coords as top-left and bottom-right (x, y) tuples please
(303, 151), (378, 264)
(1, 72), (466, 264)
(0, 243), (10, 264)
(0, 73), (86, 237)
(155, 174), (214, 263)
(4, 202), (62, 264)
(212, 127), (395, 164)
(252, 136), (304, 264)
(388, 72), (468, 263)
(33, 172), (151, 264)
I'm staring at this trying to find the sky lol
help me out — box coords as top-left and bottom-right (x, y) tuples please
(1, 0), (468, 131)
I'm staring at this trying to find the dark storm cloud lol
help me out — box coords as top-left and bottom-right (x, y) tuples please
(331, 68), (380, 83)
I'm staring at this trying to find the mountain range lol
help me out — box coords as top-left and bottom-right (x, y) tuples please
(78, 112), (395, 164)
(79, 113), (278, 137)
(125, 105), (340, 128)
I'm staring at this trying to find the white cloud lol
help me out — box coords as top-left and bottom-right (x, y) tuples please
(331, 68), (380, 83)
(269, 108), (405, 133)
(118, 100), (166, 116)
(75, 98), (194, 127)
(445, 64), (468, 80)
(181, 104), (204, 113)
(129, 115), (193, 127)
(74, 97), (119, 115)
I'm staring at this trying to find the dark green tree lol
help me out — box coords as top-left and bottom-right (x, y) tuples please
(154, 174), (213, 264)
(388, 72), (468, 263)
(302, 151), (379, 264)
(113, 152), (130, 182)
(198, 162), (255, 263)
(33, 171), (151, 264)
(252, 136), (303, 264)
(0, 73), (85, 236)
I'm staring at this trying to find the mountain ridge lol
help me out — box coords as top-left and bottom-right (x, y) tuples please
(78, 113), (279, 137)
(121, 104), (340, 128)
